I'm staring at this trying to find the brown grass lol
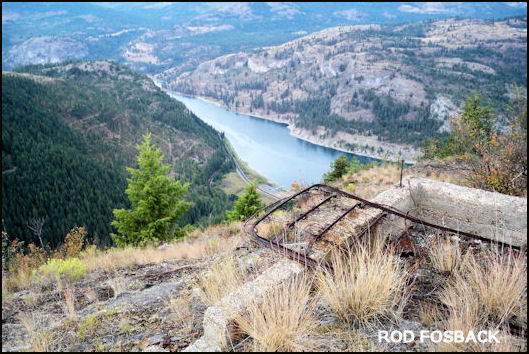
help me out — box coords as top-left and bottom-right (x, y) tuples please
(433, 248), (527, 351)
(316, 242), (408, 326)
(166, 290), (195, 338)
(334, 159), (471, 199)
(427, 236), (461, 274)
(233, 275), (318, 352)
(198, 256), (242, 306)
(79, 224), (243, 272)
(463, 250), (527, 323)
(17, 312), (51, 352)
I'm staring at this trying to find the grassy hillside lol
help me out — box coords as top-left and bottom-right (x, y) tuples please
(2, 61), (234, 247)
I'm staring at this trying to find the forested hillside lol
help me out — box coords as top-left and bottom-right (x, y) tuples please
(2, 61), (234, 248)
(159, 16), (527, 161)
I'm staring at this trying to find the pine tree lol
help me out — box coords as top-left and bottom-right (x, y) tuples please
(226, 182), (264, 222)
(111, 134), (191, 246)
(323, 154), (350, 183)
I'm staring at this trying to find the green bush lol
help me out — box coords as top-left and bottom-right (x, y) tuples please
(37, 257), (86, 283)
(226, 182), (264, 222)
(323, 155), (374, 183)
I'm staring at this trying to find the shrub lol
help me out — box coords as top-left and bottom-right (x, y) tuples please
(54, 226), (86, 259)
(470, 93), (527, 196)
(226, 182), (264, 222)
(37, 257), (86, 283)
(422, 92), (527, 196)
(4, 240), (47, 291)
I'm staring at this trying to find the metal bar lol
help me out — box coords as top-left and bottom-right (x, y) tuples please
(247, 183), (521, 273)
(399, 159), (404, 187)
(304, 203), (360, 256)
(340, 212), (387, 252)
(311, 184), (520, 250)
(251, 184), (321, 227)
(287, 194), (335, 229)
(272, 193), (335, 244)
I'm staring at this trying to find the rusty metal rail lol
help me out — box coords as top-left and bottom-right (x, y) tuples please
(246, 184), (521, 272)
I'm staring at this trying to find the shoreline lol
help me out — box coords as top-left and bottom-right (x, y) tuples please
(165, 88), (419, 164)
(150, 76), (419, 164)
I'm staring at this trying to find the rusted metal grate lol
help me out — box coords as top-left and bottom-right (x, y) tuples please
(246, 184), (519, 272)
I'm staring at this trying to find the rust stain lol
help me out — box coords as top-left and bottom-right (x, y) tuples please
(322, 232), (342, 244)
(347, 212), (360, 219)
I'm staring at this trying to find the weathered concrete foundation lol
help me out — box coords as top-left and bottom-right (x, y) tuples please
(404, 176), (526, 248)
(183, 260), (305, 352)
(182, 177), (527, 352)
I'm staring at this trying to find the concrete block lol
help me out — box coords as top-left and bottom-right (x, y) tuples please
(184, 260), (305, 352)
(405, 176), (527, 247)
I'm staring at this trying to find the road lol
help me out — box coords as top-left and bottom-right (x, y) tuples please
(223, 142), (285, 201)
(159, 112), (285, 201)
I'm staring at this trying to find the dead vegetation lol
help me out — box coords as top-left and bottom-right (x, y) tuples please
(233, 275), (319, 351)
(2, 166), (527, 352)
(316, 241), (408, 327)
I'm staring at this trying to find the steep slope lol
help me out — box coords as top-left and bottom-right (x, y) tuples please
(157, 16), (527, 161)
(2, 61), (233, 247)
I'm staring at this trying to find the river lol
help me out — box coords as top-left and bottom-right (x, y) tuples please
(166, 92), (376, 190)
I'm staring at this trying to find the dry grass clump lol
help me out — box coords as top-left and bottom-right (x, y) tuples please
(167, 290), (196, 338)
(198, 256), (242, 306)
(418, 303), (440, 327)
(432, 248), (527, 351)
(56, 278), (77, 320)
(463, 250), (527, 323)
(233, 275), (318, 352)
(17, 312), (51, 352)
(436, 316), (524, 352)
(427, 236), (461, 274)
(260, 221), (284, 239)
(316, 242), (408, 327)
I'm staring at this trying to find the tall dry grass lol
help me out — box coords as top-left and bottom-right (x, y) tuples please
(17, 312), (51, 352)
(316, 242), (408, 326)
(427, 236), (461, 274)
(198, 256), (243, 306)
(79, 225), (243, 273)
(233, 275), (318, 352)
(433, 248), (527, 351)
(463, 249), (527, 323)
(56, 278), (77, 320)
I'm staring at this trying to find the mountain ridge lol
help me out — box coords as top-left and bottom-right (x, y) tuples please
(157, 16), (527, 162)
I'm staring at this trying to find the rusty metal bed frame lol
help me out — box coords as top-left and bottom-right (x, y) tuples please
(245, 184), (520, 271)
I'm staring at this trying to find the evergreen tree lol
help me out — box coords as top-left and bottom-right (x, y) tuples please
(226, 182), (264, 222)
(111, 134), (191, 246)
(323, 154), (350, 183)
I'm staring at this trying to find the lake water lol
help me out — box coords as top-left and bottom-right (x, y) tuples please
(167, 92), (376, 190)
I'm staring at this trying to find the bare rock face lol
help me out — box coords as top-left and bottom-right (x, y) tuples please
(429, 95), (460, 133)
(4, 36), (88, 67)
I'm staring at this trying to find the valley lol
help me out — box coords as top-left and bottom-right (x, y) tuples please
(157, 16), (527, 161)
(1, 3), (527, 353)
(2, 61), (234, 247)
